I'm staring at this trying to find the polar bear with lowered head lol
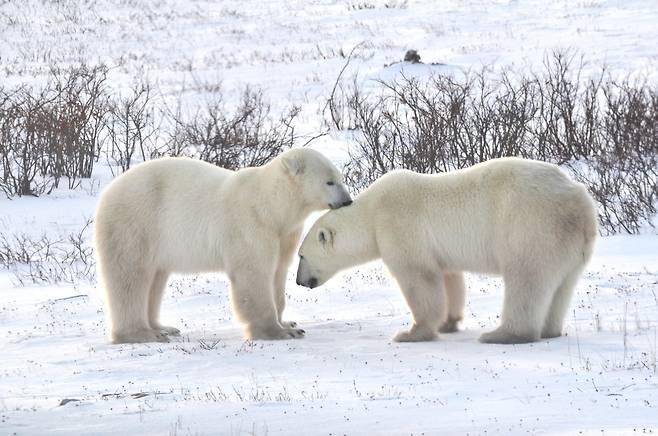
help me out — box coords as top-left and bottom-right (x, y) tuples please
(94, 149), (352, 344)
(296, 157), (597, 344)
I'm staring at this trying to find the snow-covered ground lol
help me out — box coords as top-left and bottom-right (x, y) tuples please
(1, 0), (658, 434)
(3, 0), (658, 115)
(1, 197), (657, 434)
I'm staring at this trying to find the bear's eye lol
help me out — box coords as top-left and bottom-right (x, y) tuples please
(326, 181), (335, 186)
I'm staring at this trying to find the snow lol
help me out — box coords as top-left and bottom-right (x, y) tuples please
(1, 234), (657, 434)
(2, 0), (658, 434)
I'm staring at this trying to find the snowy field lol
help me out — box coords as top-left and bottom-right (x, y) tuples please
(2, 0), (658, 434)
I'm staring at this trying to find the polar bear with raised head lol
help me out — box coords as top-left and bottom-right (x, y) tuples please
(94, 149), (352, 344)
(296, 157), (597, 344)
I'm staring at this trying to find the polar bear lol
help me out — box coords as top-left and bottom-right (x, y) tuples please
(94, 149), (352, 344)
(296, 157), (597, 344)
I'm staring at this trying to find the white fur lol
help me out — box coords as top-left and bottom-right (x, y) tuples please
(94, 149), (351, 343)
(297, 157), (597, 344)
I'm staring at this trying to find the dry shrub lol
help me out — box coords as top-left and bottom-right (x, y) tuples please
(1, 70), (301, 196)
(0, 65), (108, 196)
(105, 82), (156, 174)
(165, 87), (300, 170)
(0, 219), (95, 285)
(331, 52), (658, 234)
(569, 79), (658, 234)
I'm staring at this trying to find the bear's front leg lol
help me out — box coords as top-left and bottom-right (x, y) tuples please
(274, 262), (298, 329)
(273, 228), (303, 329)
(386, 261), (445, 342)
(228, 263), (305, 340)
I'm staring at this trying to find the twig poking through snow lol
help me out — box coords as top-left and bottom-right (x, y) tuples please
(53, 294), (88, 302)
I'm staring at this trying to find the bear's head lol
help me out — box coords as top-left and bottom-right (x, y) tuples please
(296, 221), (338, 288)
(296, 204), (374, 289)
(279, 149), (352, 211)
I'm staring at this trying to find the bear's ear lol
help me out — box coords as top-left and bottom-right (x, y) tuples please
(281, 154), (304, 176)
(317, 227), (335, 247)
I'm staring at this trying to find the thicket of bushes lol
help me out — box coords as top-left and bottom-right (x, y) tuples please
(1, 54), (657, 235)
(0, 66), (106, 196)
(0, 65), (299, 197)
(327, 53), (658, 234)
(163, 87), (299, 170)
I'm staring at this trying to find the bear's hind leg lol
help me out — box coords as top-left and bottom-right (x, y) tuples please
(387, 263), (444, 342)
(541, 266), (583, 339)
(479, 268), (558, 344)
(439, 272), (466, 333)
(148, 270), (180, 336)
(104, 266), (169, 344)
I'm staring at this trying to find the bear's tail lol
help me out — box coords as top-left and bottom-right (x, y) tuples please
(578, 183), (598, 265)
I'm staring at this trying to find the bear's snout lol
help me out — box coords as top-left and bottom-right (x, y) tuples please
(329, 187), (352, 209)
(296, 258), (319, 288)
(296, 274), (318, 288)
(329, 197), (352, 209)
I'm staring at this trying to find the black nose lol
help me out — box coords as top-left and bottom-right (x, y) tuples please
(296, 276), (301, 286)
(342, 200), (353, 207)
(308, 277), (318, 288)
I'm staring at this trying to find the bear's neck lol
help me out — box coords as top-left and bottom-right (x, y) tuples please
(256, 164), (311, 234)
(334, 200), (380, 268)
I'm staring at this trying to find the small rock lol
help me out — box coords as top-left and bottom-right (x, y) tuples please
(404, 49), (421, 64)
